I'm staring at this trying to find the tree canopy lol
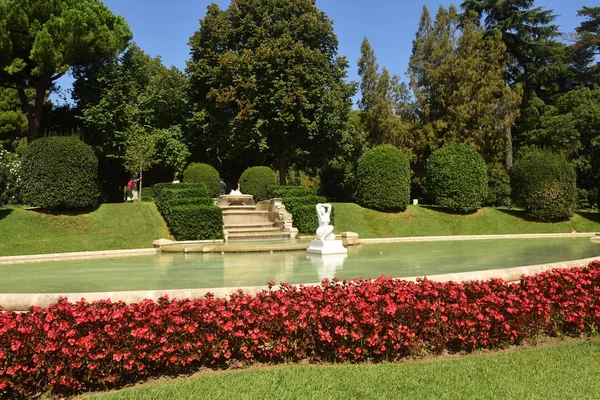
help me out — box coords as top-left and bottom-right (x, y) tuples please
(187, 0), (355, 184)
(0, 0), (131, 142)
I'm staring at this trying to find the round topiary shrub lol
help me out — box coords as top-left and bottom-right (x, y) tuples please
(240, 166), (277, 201)
(355, 144), (410, 211)
(511, 149), (577, 221)
(183, 163), (220, 197)
(20, 136), (99, 209)
(426, 143), (488, 213)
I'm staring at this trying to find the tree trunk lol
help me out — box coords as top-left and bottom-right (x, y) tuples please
(20, 81), (48, 143)
(279, 143), (287, 186)
(505, 124), (513, 170)
(139, 168), (143, 202)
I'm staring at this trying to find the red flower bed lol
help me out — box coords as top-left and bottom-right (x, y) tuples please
(2, 261), (600, 398)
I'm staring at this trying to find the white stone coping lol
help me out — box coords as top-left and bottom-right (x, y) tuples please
(2, 255), (599, 312)
(0, 248), (158, 265)
(357, 232), (597, 243)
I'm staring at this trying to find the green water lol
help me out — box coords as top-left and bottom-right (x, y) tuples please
(1, 237), (599, 293)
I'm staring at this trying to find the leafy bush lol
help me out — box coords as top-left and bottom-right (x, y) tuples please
(153, 183), (209, 207)
(426, 143), (488, 212)
(319, 162), (357, 202)
(280, 195), (331, 234)
(511, 150), (577, 221)
(240, 166), (277, 201)
(0, 150), (22, 206)
(167, 204), (224, 240)
(20, 136), (99, 209)
(4, 262), (600, 398)
(485, 165), (511, 207)
(182, 163), (220, 197)
(269, 185), (315, 199)
(159, 197), (215, 222)
(355, 145), (410, 211)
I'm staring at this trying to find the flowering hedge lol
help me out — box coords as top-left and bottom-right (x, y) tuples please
(3, 262), (600, 398)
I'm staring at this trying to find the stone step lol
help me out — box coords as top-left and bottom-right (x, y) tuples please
(221, 209), (270, 214)
(227, 231), (291, 241)
(220, 205), (257, 211)
(223, 211), (272, 225)
(224, 222), (275, 230)
(226, 227), (281, 233)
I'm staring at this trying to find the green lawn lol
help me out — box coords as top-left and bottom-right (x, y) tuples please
(0, 203), (169, 256)
(85, 339), (600, 400)
(333, 204), (600, 238)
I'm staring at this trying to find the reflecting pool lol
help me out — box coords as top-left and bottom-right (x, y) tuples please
(1, 237), (599, 293)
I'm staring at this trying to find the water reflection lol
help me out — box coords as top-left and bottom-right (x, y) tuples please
(308, 254), (347, 281)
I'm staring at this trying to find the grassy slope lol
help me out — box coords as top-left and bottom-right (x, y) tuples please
(0, 203), (169, 256)
(333, 204), (600, 238)
(88, 340), (600, 400)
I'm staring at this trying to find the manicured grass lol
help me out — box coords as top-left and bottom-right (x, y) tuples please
(0, 203), (169, 256)
(333, 203), (600, 238)
(86, 339), (600, 400)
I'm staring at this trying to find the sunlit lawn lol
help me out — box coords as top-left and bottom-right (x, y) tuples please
(85, 339), (600, 400)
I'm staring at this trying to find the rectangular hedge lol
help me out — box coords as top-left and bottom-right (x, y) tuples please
(3, 262), (600, 398)
(281, 195), (333, 234)
(152, 183), (223, 240)
(269, 185), (316, 198)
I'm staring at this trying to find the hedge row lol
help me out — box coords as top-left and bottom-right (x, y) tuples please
(3, 262), (600, 398)
(269, 185), (315, 199)
(153, 183), (222, 240)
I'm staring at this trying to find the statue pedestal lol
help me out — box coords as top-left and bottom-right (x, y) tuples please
(306, 239), (348, 255)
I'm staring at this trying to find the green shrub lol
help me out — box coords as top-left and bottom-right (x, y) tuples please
(153, 183), (209, 207)
(182, 163), (220, 197)
(269, 185), (316, 199)
(511, 150), (577, 221)
(426, 143), (487, 212)
(20, 136), (99, 209)
(160, 197), (215, 221)
(319, 162), (356, 202)
(240, 166), (277, 201)
(355, 145), (410, 211)
(167, 204), (224, 240)
(0, 150), (22, 206)
(484, 164), (511, 207)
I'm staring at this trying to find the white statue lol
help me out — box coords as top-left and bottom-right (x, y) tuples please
(316, 203), (335, 241)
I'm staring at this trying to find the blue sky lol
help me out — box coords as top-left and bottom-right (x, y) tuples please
(55, 0), (591, 104)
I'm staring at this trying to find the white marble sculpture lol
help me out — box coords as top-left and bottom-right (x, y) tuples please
(307, 203), (347, 255)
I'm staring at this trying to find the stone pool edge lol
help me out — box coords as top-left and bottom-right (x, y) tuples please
(2, 255), (599, 312)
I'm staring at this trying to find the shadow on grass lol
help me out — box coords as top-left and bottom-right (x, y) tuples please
(495, 208), (529, 219)
(0, 209), (12, 221)
(29, 205), (101, 217)
(419, 205), (479, 216)
(576, 211), (600, 224)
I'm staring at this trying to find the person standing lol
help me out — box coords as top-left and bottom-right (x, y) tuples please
(126, 176), (141, 202)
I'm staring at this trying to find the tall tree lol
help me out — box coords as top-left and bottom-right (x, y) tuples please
(0, 0), (131, 142)
(569, 6), (600, 87)
(357, 38), (413, 149)
(187, 0), (355, 185)
(0, 87), (27, 149)
(460, 0), (568, 163)
(74, 44), (191, 198)
(408, 6), (521, 166)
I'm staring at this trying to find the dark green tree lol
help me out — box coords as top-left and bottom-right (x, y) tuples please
(357, 38), (413, 149)
(187, 0), (355, 185)
(0, 0), (131, 142)
(569, 7), (600, 88)
(0, 87), (27, 149)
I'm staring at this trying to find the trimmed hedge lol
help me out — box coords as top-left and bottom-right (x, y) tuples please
(269, 185), (316, 199)
(20, 136), (99, 209)
(426, 143), (488, 212)
(183, 163), (220, 197)
(152, 182), (222, 240)
(355, 145), (410, 211)
(240, 166), (277, 201)
(4, 262), (600, 398)
(167, 204), (224, 240)
(511, 150), (577, 221)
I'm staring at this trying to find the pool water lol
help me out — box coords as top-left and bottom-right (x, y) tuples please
(1, 237), (599, 293)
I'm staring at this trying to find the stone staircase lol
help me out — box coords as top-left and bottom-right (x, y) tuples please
(218, 195), (297, 242)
